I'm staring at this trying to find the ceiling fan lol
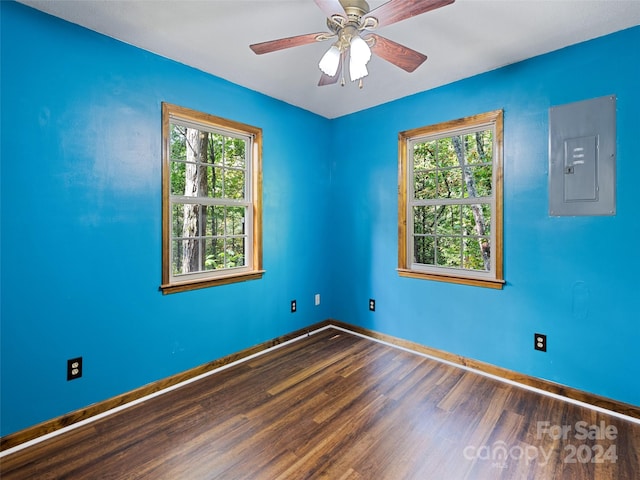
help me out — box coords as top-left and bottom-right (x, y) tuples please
(250, 0), (455, 88)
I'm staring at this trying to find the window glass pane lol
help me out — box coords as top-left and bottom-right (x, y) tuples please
(463, 237), (490, 271)
(437, 137), (457, 167)
(414, 171), (436, 200)
(175, 162), (211, 198)
(462, 204), (491, 236)
(196, 165), (214, 198)
(170, 161), (187, 195)
(171, 204), (185, 238)
(184, 128), (210, 164)
(478, 130), (493, 163)
(170, 124), (187, 161)
(170, 204), (247, 274)
(482, 133), (493, 162)
(414, 140), (437, 170)
(436, 236), (462, 268)
(204, 238), (225, 271)
(224, 168), (245, 200)
(227, 238), (246, 268)
(202, 206), (225, 237)
(437, 167), (463, 199)
(173, 204), (201, 238)
(414, 235), (434, 265)
(198, 206), (209, 237)
(210, 134), (225, 166)
(464, 133), (479, 164)
(413, 205), (436, 235)
(225, 138), (246, 168)
(480, 237), (491, 270)
(464, 131), (493, 165)
(212, 166), (224, 197)
(470, 165), (492, 197)
(436, 205), (461, 235)
(482, 204), (492, 235)
(226, 207), (246, 235)
(173, 238), (202, 275)
(208, 134), (247, 168)
(171, 240), (183, 275)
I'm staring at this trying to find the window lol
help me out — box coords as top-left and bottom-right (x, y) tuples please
(398, 110), (504, 289)
(161, 103), (263, 294)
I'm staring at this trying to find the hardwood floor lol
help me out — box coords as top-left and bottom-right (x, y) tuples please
(1, 328), (638, 479)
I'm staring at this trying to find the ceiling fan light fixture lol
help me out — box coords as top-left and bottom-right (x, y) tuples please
(350, 35), (371, 65)
(251, 0), (453, 87)
(349, 35), (370, 82)
(349, 56), (368, 82)
(319, 45), (341, 76)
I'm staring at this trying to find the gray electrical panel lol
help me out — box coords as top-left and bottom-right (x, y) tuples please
(549, 95), (616, 216)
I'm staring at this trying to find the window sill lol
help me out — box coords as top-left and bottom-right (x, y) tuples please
(397, 268), (505, 290)
(160, 270), (265, 294)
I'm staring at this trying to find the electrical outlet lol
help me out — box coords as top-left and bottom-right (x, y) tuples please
(534, 333), (547, 352)
(315, 294), (320, 306)
(67, 357), (83, 381)
(369, 299), (376, 311)
(291, 300), (297, 313)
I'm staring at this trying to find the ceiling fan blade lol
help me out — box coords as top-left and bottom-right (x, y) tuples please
(367, 34), (427, 72)
(365, 0), (455, 29)
(318, 72), (340, 86)
(250, 33), (328, 55)
(318, 54), (344, 86)
(313, 0), (346, 19)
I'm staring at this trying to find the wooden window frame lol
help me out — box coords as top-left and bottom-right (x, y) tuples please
(398, 110), (504, 289)
(160, 103), (264, 294)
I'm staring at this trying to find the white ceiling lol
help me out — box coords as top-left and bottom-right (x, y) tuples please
(18, 0), (640, 118)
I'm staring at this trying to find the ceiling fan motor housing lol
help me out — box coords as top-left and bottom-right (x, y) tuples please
(341, 0), (371, 20)
(328, 0), (371, 33)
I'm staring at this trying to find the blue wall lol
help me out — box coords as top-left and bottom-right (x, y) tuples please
(0, 2), (333, 436)
(329, 26), (640, 407)
(1, 1), (638, 438)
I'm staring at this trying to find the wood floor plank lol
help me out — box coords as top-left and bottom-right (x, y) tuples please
(1, 328), (638, 479)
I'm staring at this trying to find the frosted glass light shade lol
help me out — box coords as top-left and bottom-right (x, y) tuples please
(350, 35), (371, 65)
(349, 58), (368, 81)
(319, 46), (341, 76)
(349, 35), (371, 81)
